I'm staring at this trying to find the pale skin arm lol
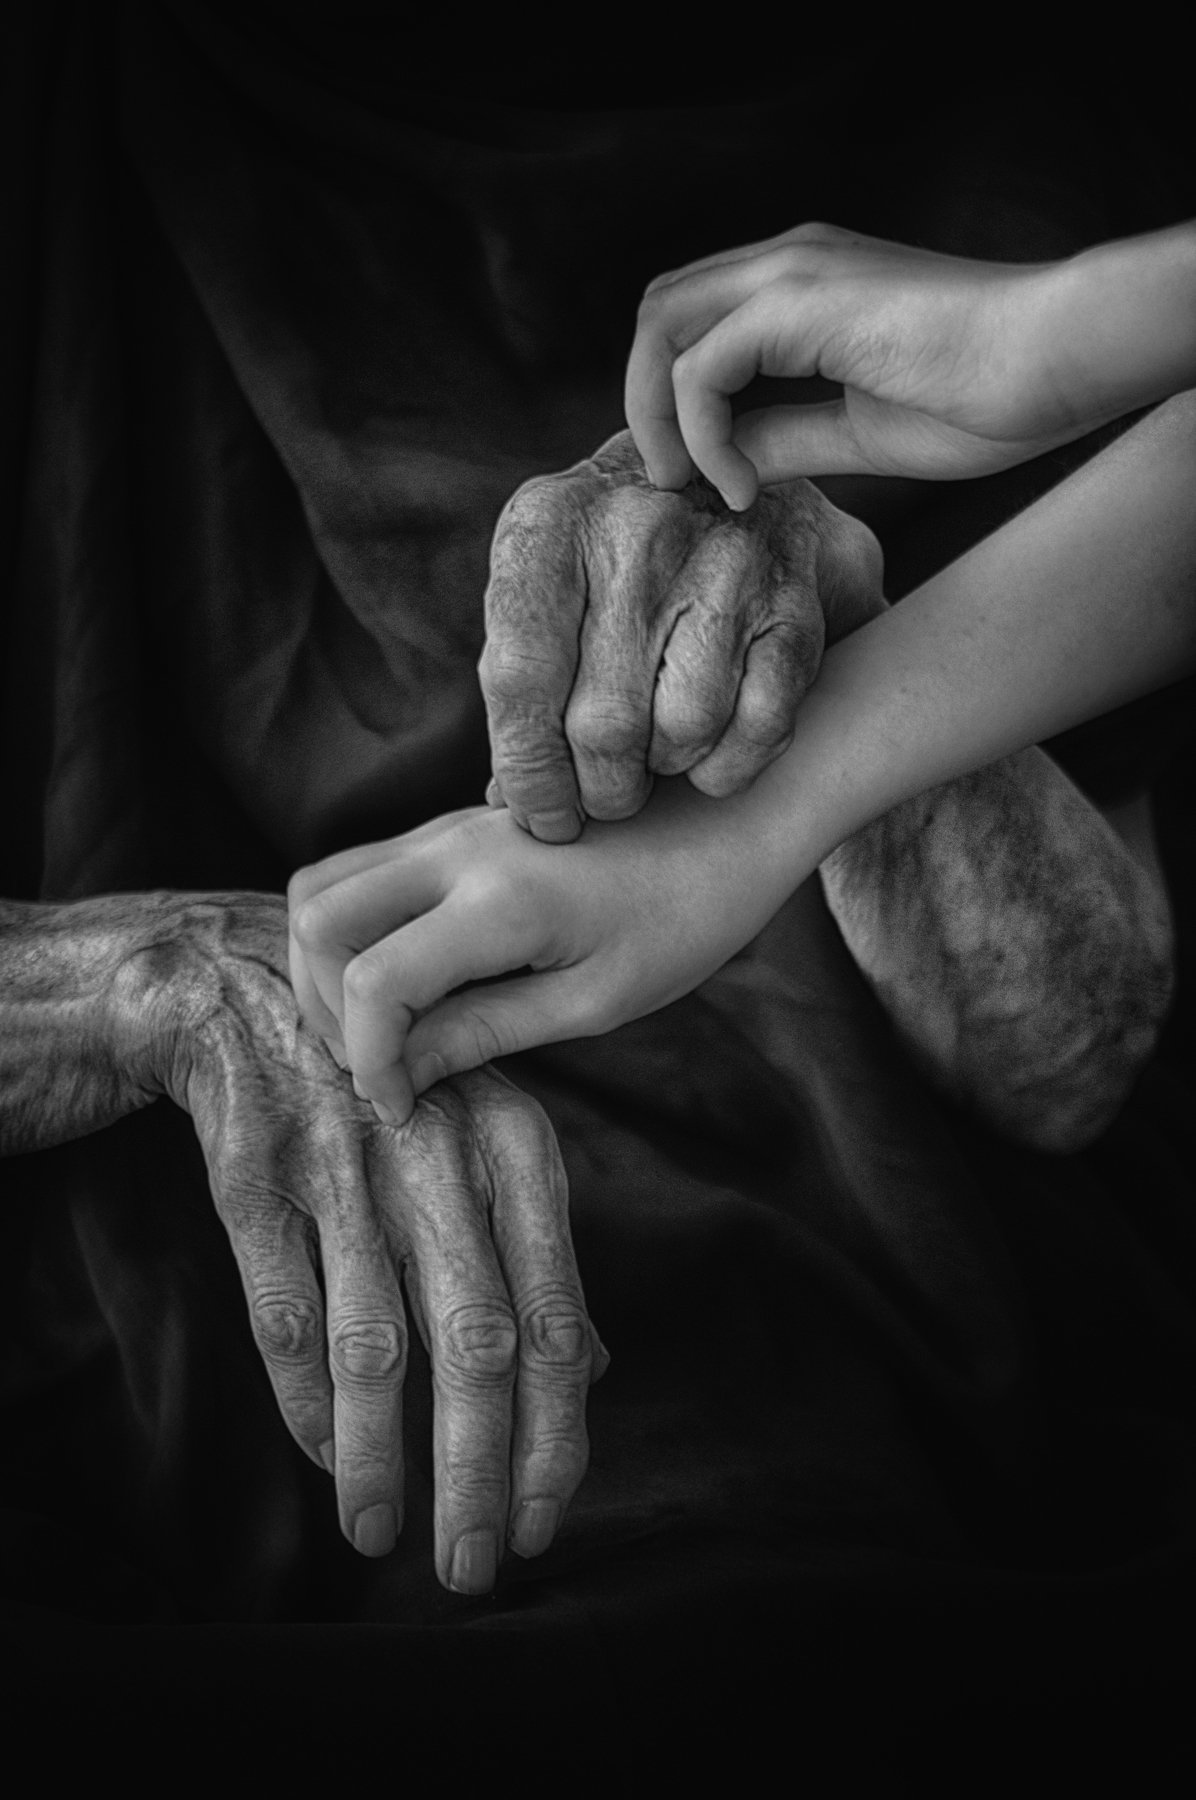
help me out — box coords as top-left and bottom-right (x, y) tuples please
(627, 219), (1196, 506)
(755, 389), (1196, 868)
(288, 390), (1196, 1122)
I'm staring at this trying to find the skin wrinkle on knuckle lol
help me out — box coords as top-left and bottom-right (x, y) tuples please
(329, 1317), (407, 1383)
(439, 1301), (519, 1385)
(565, 690), (647, 759)
(249, 1290), (324, 1363)
(520, 1294), (592, 1372)
(478, 642), (573, 708)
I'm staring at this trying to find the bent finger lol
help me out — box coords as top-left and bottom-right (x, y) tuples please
(342, 896), (540, 1125)
(671, 303), (777, 511)
(733, 399), (870, 482)
(398, 1139), (518, 1595)
(403, 968), (599, 1099)
(482, 497), (587, 839)
(290, 853), (450, 1044)
(688, 616), (822, 797)
(647, 530), (759, 777)
(478, 1087), (597, 1560)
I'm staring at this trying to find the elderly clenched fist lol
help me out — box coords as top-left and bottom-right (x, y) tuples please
(480, 429), (883, 840)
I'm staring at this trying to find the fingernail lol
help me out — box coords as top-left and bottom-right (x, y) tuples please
(353, 1503), (397, 1558)
(373, 1101), (401, 1128)
(527, 808), (583, 843)
(449, 1530), (498, 1595)
(410, 1051), (447, 1094)
(326, 1039), (349, 1071)
(319, 1439), (335, 1474)
(485, 778), (504, 808)
(509, 1498), (561, 1560)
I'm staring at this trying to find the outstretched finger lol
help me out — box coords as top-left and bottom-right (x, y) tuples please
(396, 1118), (519, 1596)
(477, 1079), (598, 1561)
(318, 1189), (410, 1558)
(218, 1190), (334, 1474)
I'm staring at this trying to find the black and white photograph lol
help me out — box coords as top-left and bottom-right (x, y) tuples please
(3, 6), (1194, 1788)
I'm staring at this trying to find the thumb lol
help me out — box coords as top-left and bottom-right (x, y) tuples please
(404, 971), (592, 1097)
(733, 399), (872, 482)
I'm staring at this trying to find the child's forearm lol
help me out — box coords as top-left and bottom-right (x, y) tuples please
(1056, 222), (1196, 422)
(736, 388), (1196, 900)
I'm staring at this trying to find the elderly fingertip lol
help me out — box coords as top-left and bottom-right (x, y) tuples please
(509, 1498), (561, 1560)
(449, 1530), (499, 1594)
(352, 1503), (398, 1557)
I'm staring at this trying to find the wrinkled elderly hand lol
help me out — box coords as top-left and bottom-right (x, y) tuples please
(0, 891), (604, 1593)
(481, 428), (883, 840)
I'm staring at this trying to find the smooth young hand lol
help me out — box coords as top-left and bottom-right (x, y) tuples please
(288, 786), (794, 1127)
(627, 220), (1196, 507)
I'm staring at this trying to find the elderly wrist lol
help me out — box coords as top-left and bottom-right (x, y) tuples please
(0, 893), (186, 1152)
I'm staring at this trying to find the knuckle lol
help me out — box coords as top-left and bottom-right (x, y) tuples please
(286, 864), (321, 911)
(785, 219), (835, 248)
(658, 690), (727, 754)
(289, 890), (337, 955)
(329, 1317), (407, 1383)
(440, 1451), (508, 1507)
(735, 683), (795, 747)
(440, 1301), (519, 1385)
(250, 1290), (323, 1363)
(769, 618), (823, 689)
(521, 1294), (592, 1373)
(688, 759), (743, 799)
(493, 474), (560, 535)
(636, 282), (669, 325)
(478, 639), (567, 709)
(565, 689), (646, 758)
(849, 518), (886, 592)
(342, 948), (388, 1010)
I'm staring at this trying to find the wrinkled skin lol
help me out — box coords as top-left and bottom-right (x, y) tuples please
(481, 428), (883, 838)
(820, 752), (1176, 1152)
(0, 891), (604, 1593)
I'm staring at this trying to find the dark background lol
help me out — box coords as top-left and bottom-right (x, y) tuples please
(2, 6), (1194, 1790)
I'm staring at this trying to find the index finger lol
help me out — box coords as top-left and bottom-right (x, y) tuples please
(480, 484), (588, 843)
(626, 246), (795, 495)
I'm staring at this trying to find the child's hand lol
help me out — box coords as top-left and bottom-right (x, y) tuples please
(288, 785), (794, 1127)
(627, 220), (1193, 507)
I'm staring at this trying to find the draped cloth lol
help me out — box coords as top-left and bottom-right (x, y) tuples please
(3, 6), (1194, 1784)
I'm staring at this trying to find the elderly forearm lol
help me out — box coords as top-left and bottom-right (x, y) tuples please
(737, 389), (1196, 891)
(0, 895), (168, 1154)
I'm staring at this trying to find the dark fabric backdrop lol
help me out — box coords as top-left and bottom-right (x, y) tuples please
(2, 6), (1194, 1788)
